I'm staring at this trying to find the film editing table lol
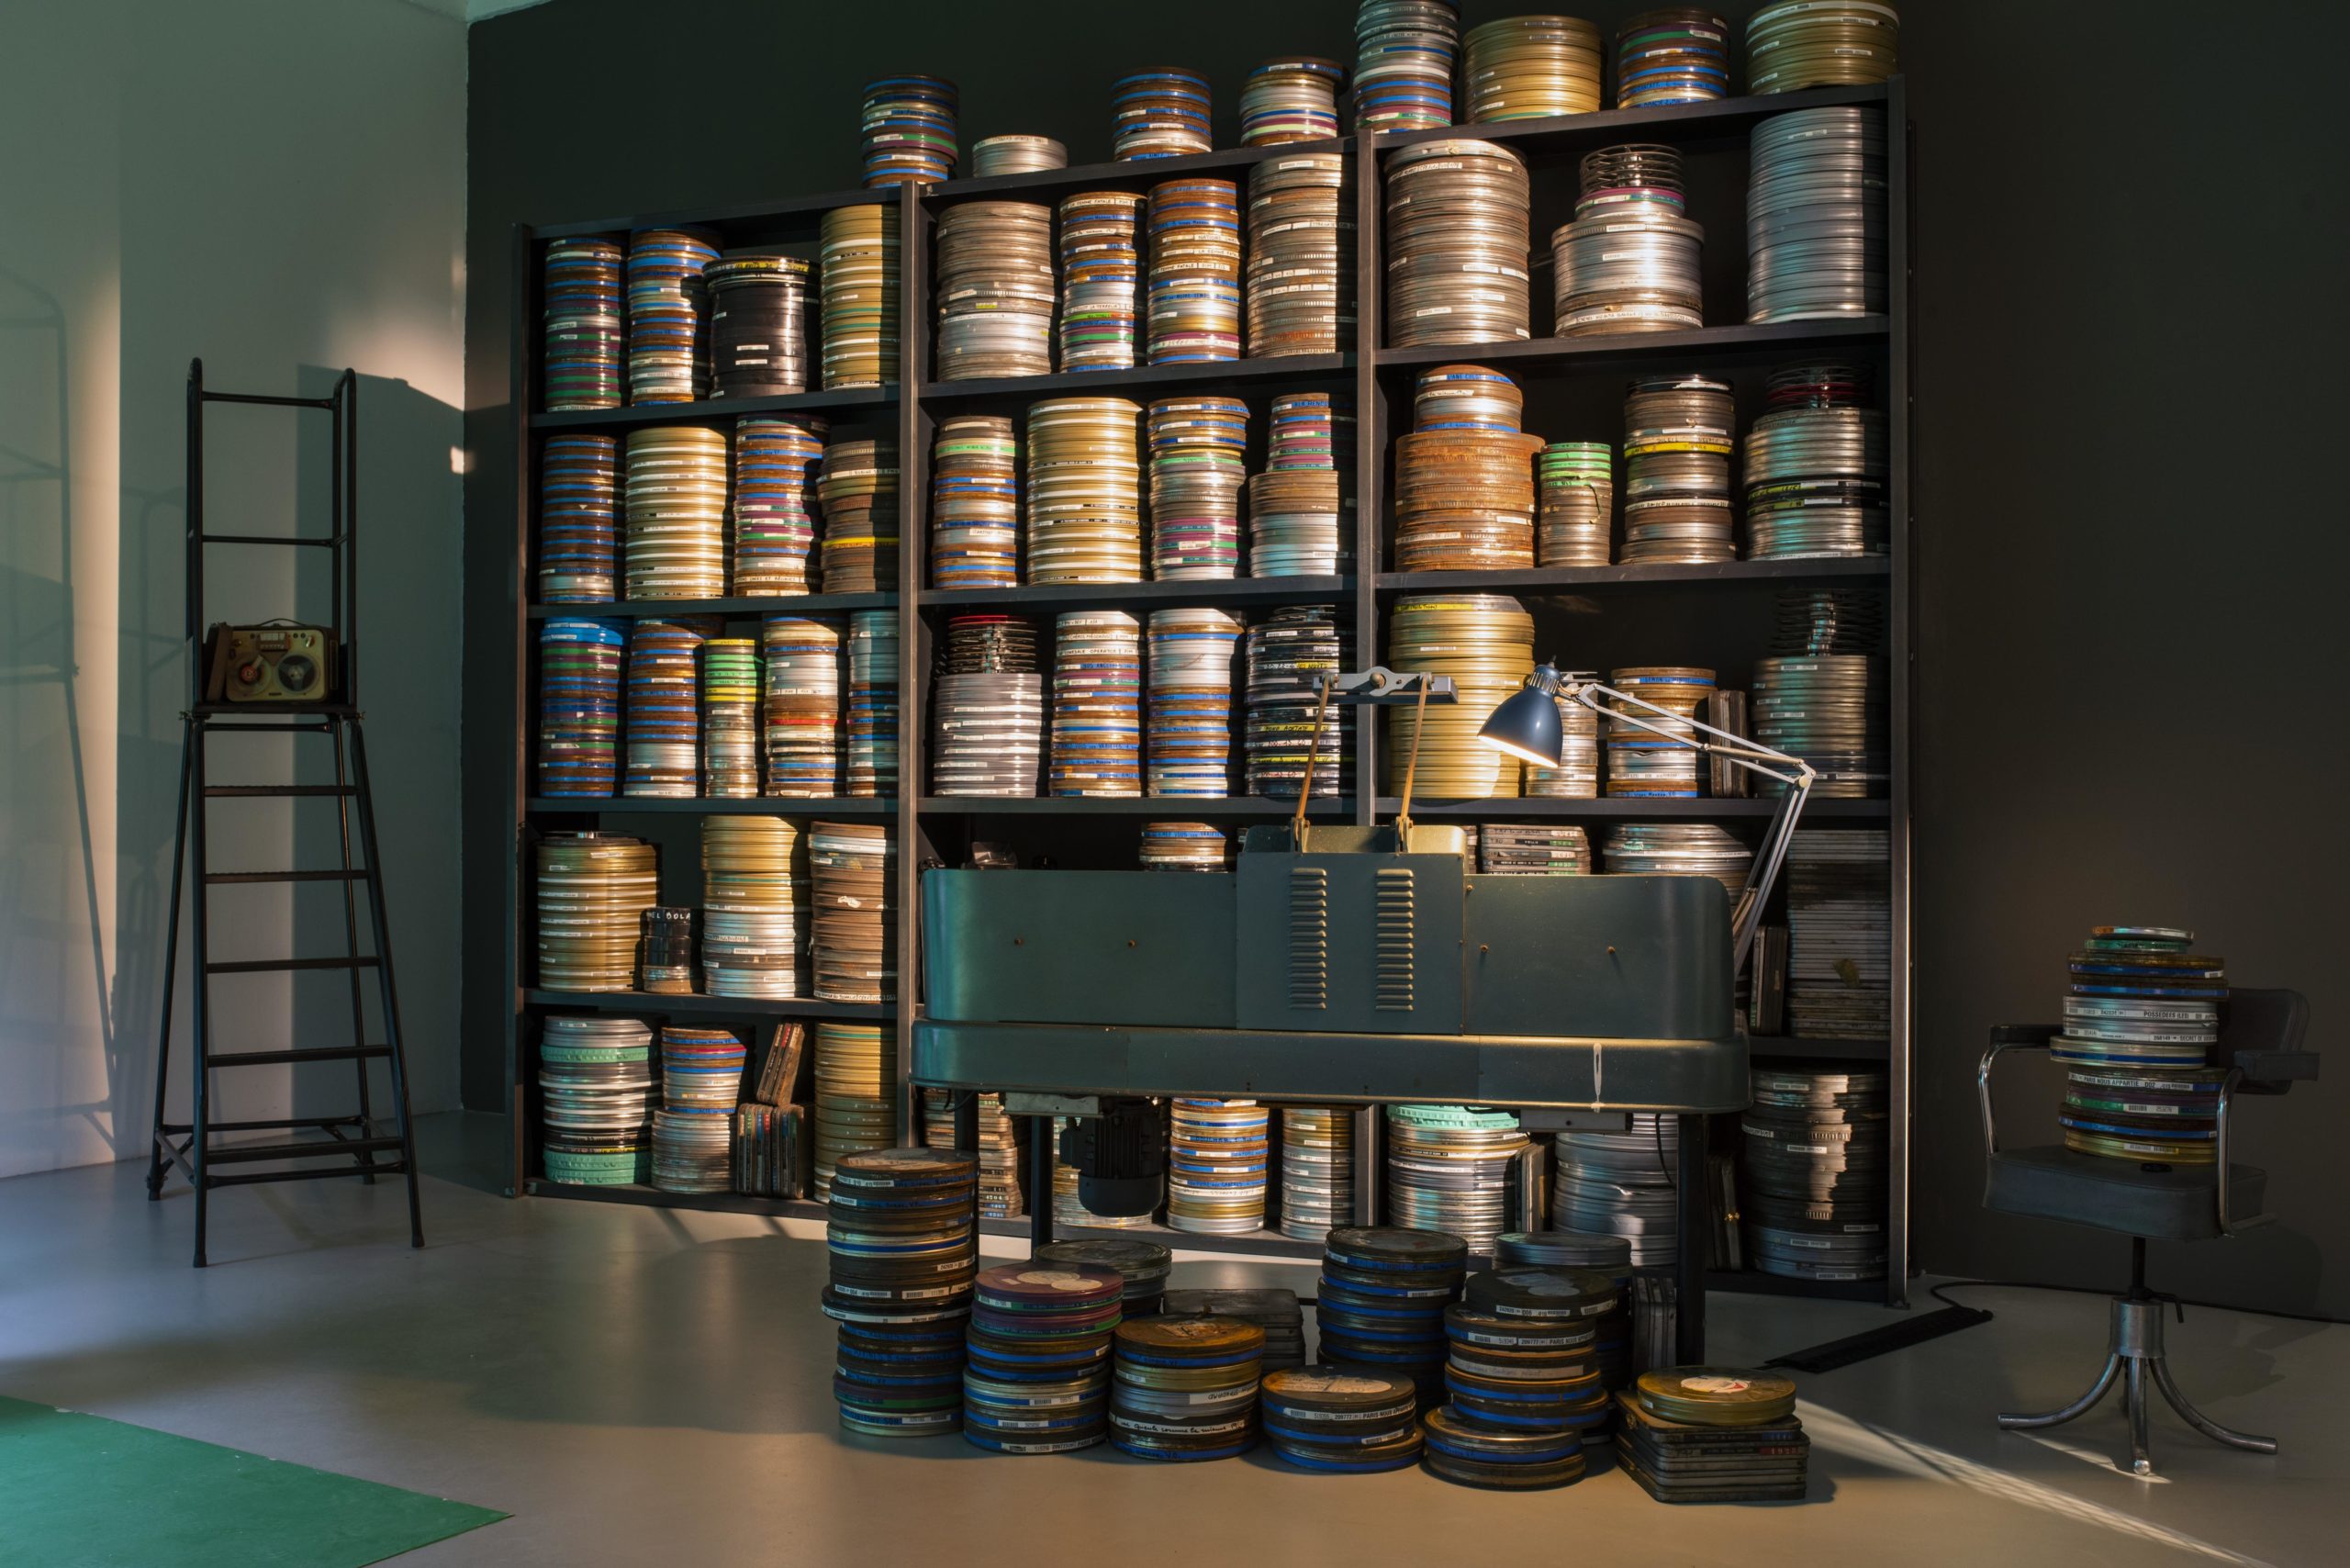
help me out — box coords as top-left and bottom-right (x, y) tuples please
(913, 823), (1749, 1361)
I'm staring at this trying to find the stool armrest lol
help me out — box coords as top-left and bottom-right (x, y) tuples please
(1980, 1025), (2057, 1156)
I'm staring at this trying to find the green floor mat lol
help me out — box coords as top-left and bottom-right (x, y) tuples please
(0, 1396), (506, 1568)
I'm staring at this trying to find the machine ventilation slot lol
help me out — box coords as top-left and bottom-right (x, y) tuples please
(1288, 866), (1329, 1010)
(1374, 868), (1416, 1012)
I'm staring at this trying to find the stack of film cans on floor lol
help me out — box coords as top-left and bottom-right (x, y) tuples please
(1260, 1366), (1424, 1473)
(1618, 1367), (1808, 1502)
(1112, 1316), (1266, 1461)
(824, 1148), (979, 1439)
(1160, 1288), (1307, 1372)
(1315, 1226), (1468, 1405)
(965, 1260), (1125, 1453)
(1035, 1238), (1171, 1317)
(1422, 1266), (1618, 1489)
(2054, 926), (2227, 1166)
(1500, 1229), (1637, 1424)
(1739, 1065), (1888, 1281)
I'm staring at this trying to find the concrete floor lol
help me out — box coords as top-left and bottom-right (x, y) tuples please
(1, 1111), (2337, 1568)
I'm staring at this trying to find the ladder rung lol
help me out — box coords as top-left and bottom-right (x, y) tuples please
(205, 869), (367, 884)
(207, 1163), (409, 1189)
(203, 784), (355, 797)
(201, 1136), (405, 1165)
(206, 1045), (393, 1067)
(200, 532), (339, 547)
(160, 1116), (363, 1136)
(206, 957), (380, 974)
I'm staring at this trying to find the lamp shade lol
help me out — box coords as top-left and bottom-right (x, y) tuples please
(1477, 677), (1562, 767)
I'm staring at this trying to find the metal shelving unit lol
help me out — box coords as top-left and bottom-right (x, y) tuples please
(504, 76), (1911, 1305)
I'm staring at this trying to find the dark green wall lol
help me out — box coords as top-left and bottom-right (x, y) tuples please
(464, 0), (2350, 1315)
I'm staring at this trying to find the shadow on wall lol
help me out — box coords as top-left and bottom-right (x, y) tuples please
(0, 263), (119, 1162)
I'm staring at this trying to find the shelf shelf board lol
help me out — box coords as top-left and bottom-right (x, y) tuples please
(1376, 81), (1892, 161)
(1376, 795), (1887, 821)
(527, 1179), (829, 1220)
(530, 385), (896, 433)
(526, 796), (896, 817)
(918, 576), (1350, 611)
(920, 353), (1349, 405)
(1748, 1034), (1892, 1061)
(532, 184), (891, 241)
(978, 1215), (1323, 1261)
(524, 990), (895, 1021)
(1376, 557), (1888, 595)
(918, 796), (1351, 818)
(1705, 1268), (1889, 1304)
(525, 592), (896, 621)
(928, 138), (1352, 202)
(1374, 317), (1889, 375)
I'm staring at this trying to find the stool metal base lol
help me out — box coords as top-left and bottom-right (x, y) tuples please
(1998, 1296), (2277, 1475)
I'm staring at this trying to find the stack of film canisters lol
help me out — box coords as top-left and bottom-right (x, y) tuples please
(538, 434), (619, 602)
(2053, 925), (2227, 1165)
(1159, 1287), (1306, 1372)
(823, 1147), (979, 1439)
(1111, 1315), (1265, 1461)
(1740, 1064), (1888, 1281)
(536, 618), (623, 796)
(1422, 1266), (1614, 1489)
(964, 1260), (1125, 1452)
(538, 1015), (654, 1185)
(1499, 1227), (1635, 1399)
(1035, 1238), (1171, 1317)
(1260, 1367), (1423, 1473)
(1618, 1365), (1807, 1502)
(1315, 1226), (1467, 1403)
(542, 237), (622, 412)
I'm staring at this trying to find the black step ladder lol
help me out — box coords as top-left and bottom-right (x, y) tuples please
(145, 360), (423, 1267)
